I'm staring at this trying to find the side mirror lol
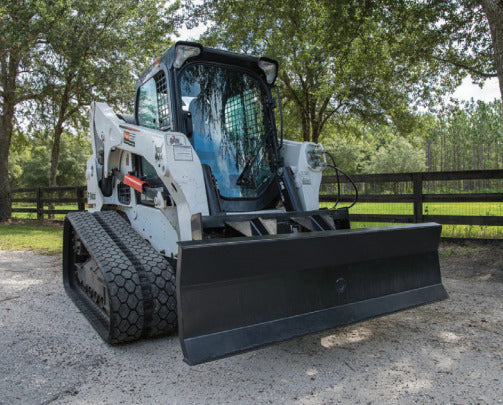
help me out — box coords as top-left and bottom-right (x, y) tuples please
(184, 111), (193, 137)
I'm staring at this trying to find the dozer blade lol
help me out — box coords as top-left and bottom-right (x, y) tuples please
(176, 223), (447, 365)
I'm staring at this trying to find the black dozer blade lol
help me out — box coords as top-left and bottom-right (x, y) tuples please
(177, 223), (448, 365)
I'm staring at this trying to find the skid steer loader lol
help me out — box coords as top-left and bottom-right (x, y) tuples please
(63, 41), (447, 365)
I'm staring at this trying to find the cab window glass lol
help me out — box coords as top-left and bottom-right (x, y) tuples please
(138, 77), (158, 129)
(180, 64), (273, 199)
(137, 72), (171, 130)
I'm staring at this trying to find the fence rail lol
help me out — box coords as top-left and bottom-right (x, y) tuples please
(321, 169), (503, 226)
(10, 169), (503, 228)
(11, 185), (86, 220)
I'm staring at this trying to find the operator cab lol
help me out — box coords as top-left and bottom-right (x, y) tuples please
(134, 42), (300, 213)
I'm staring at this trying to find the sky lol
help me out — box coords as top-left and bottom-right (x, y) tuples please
(452, 77), (500, 103)
(176, 25), (501, 104)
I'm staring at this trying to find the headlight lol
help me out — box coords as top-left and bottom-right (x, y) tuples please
(174, 44), (202, 68)
(258, 58), (278, 84)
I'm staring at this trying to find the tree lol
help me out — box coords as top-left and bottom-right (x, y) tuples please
(8, 130), (31, 189)
(366, 136), (426, 174)
(424, 100), (503, 174)
(478, 0), (503, 101)
(18, 132), (91, 188)
(36, 0), (180, 189)
(0, 0), (65, 221)
(420, 0), (503, 103)
(1, 0), (180, 221)
(191, 0), (466, 144)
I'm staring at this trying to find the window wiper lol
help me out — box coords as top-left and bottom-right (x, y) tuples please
(236, 152), (261, 187)
(236, 127), (274, 188)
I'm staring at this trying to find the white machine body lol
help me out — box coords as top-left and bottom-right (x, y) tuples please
(86, 102), (324, 257)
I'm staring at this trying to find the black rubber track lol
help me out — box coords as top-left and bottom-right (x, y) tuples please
(63, 211), (177, 344)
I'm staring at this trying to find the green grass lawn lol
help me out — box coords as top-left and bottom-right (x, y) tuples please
(2, 199), (500, 256)
(12, 203), (80, 221)
(321, 201), (503, 216)
(0, 222), (63, 255)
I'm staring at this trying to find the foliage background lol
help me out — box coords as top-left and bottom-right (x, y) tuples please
(3, 0), (503, 192)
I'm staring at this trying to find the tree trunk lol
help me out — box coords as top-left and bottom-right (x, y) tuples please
(300, 115), (310, 142)
(480, 0), (503, 102)
(312, 123), (320, 144)
(49, 77), (72, 187)
(0, 52), (21, 222)
(49, 123), (64, 188)
(47, 123), (64, 219)
(0, 107), (14, 222)
(48, 77), (72, 219)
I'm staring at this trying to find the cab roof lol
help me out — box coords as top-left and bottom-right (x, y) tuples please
(136, 41), (278, 88)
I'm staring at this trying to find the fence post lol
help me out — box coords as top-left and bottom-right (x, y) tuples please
(76, 186), (85, 211)
(413, 173), (423, 223)
(36, 187), (43, 220)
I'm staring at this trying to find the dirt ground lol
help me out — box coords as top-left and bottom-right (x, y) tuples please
(0, 242), (502, 405)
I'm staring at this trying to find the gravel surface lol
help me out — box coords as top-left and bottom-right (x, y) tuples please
(1, 244), (502, 404)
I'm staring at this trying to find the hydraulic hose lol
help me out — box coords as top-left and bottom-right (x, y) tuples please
(322, 150), (359, 209)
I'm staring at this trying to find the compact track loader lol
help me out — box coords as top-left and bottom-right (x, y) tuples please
(63, 42), (447, 365)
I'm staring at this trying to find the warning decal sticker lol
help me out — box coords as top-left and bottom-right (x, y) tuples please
(123, 131), (135, 147)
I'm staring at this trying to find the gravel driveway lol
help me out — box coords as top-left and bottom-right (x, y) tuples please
(1, 244), (502, 404)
